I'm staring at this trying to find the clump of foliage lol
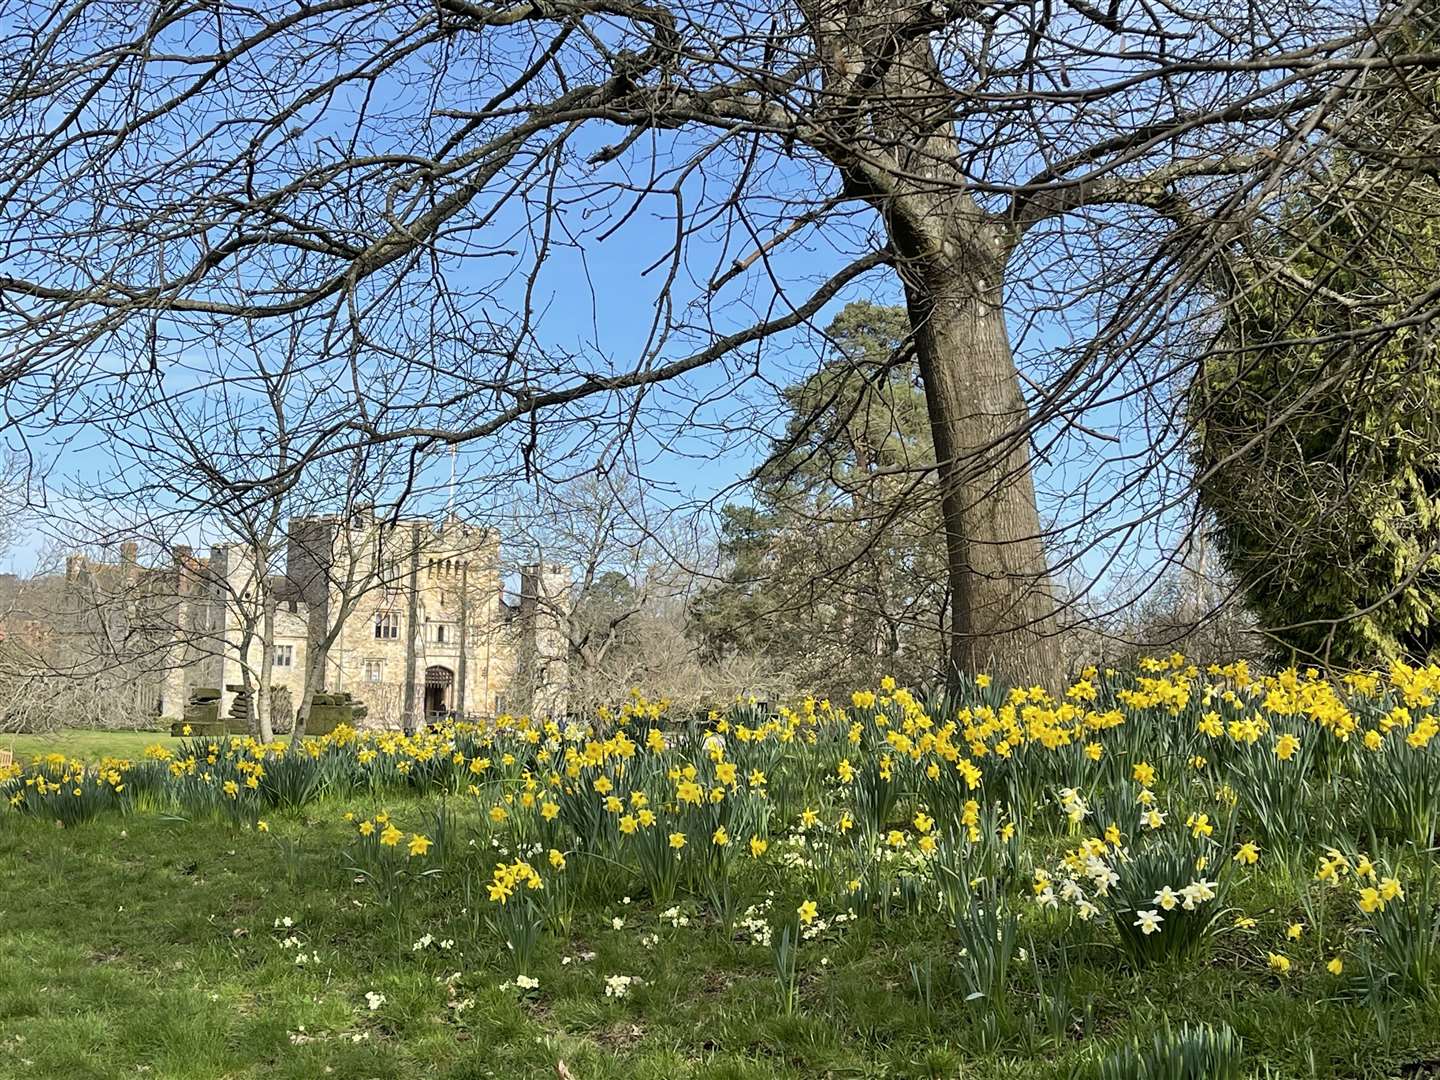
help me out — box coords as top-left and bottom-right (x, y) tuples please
(1075, 1019), (1243, 1080)
(1193, 21), (1440, 668)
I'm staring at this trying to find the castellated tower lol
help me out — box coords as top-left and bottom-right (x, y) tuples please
(205, 543), (256, 723)
(516, 563), (572, 718)
(157, 546), (203, 721)
(281, 511), (519, 728)
(54, 513), (558, 730)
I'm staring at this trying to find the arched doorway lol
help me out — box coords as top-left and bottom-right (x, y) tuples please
(423, 665), (454, 717)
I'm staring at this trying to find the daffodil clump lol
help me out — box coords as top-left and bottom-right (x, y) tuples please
(3, 752), (129, 825)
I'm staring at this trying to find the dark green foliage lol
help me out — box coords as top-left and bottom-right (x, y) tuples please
(1075, 1020), (1244, 1080)
(1194, 143), (1440, 666)
(688, 301), (948, 689)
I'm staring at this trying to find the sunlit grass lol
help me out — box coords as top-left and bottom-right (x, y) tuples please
(4, 728), (167, 763)
(0, 799), (1436, 1079)
(5, 661), (1440, 1077)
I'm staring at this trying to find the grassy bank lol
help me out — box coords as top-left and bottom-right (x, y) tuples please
(2, 728), (168, 763)
(4, 664), (1440, 1077)
(3, 802), (1437, 1080)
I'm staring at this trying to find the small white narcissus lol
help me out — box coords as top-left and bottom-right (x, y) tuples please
(1180, 879), (1218, 909)
(1134, 909), (1164, 935)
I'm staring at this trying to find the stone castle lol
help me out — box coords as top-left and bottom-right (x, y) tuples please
(54, 512), (572, 729)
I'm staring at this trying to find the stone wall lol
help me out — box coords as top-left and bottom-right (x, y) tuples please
(325, 520), (516, 725)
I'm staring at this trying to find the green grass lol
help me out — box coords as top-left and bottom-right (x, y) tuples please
(2, 799), (1438, 1080)
(3, 728), (170, 763)
(7, 691), (1440, 1080)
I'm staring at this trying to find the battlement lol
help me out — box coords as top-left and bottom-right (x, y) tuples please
(55, 513), (569, 727)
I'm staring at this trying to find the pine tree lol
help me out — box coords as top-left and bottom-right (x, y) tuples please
(690, 302), (949, 688)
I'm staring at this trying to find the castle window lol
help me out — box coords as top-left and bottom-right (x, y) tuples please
(374, 611), (400, 639)
(273, 644), (294, 668)
(429, 621), (456, 644)
(363, 659), (384, 683)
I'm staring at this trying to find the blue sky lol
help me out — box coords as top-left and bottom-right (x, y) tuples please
(4, 186), (1185, 600)
(0, 7), (1198, 603)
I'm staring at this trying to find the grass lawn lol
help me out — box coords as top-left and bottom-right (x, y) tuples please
(2, 799), (1438, 1080)
(3, 728), (170, 763)
(7, 671), (1440, 1080)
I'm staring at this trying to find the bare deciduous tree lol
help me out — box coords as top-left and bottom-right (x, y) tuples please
(500, 470), (703, 714)
(2, 0), (1438, 686)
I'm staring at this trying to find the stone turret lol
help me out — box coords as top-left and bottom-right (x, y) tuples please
(158, 546), (199, 721)
(517, 562), (571, 718)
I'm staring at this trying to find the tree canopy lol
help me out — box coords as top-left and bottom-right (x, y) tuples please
(3, 0), (1440, 685)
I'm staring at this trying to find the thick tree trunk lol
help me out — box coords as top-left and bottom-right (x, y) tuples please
(796, 5), (1062, 688)
(807, 0), (1066, 686)
(900, 253), (1061, 689)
